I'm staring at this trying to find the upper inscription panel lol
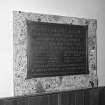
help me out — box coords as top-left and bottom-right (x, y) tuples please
(27, 20), (88, 78)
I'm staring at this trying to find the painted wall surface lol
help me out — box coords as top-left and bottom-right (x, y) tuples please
(0, 0), (105, 97)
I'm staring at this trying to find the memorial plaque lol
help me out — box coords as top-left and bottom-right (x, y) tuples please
(27, 20), (88, 78)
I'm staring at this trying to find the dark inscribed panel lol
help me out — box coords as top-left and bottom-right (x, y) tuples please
(27, 20), (88, 78)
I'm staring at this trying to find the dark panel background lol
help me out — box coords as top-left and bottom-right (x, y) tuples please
(27, 20), (88, 78)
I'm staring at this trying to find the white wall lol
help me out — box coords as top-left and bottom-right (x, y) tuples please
(0, 0), (105, 98)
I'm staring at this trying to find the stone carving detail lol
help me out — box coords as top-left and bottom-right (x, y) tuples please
(13, 11), (98, 96)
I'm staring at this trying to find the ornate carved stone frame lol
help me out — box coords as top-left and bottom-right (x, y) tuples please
(13, 11), (97, 96)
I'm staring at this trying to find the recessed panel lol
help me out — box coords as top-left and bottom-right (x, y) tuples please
(27, 20), (88, 78)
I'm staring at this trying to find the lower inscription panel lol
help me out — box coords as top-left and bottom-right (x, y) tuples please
(27, 20), (88, 78)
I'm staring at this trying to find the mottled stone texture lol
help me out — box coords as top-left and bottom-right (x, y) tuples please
(13, 11), (98, 96)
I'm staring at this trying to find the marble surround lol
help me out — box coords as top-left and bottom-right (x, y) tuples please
(13, 11), (98, 96)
